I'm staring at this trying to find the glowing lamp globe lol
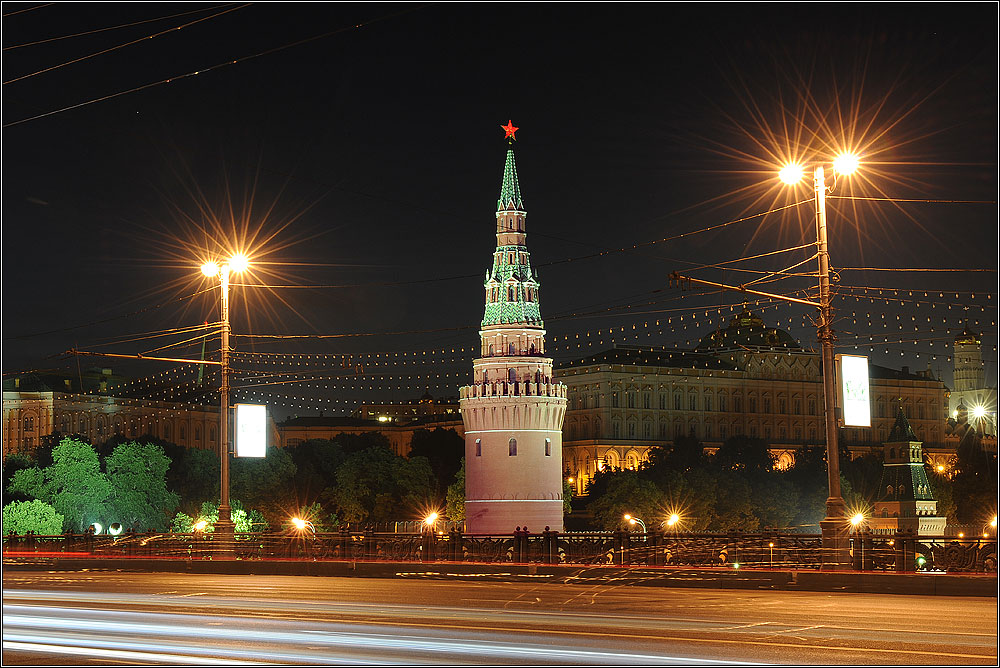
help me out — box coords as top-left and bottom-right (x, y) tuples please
(972, 405), (987, 419)
(850, 513), (864, 526)
(778, 163), (804, 185)
(833, 152), (860, 175)
(201, 261), (220, 277)
(424, 512), (438, 526)
(229, 253), (250, 273)
(667, 513), (680, 527)
(291, 517), (306, 530)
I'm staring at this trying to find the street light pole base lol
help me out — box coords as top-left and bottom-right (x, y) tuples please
(213, 516), (236, 560)
(819, 496), (849, 570)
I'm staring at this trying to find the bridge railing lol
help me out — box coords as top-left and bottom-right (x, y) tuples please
(3, 529), (996, 573)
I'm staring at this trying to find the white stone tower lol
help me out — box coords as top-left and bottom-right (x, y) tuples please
(459, 121), (567, 533)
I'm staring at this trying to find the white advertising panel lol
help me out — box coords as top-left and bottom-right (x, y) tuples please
(838, 354), (871, 427)
(235, 403), (267, 457)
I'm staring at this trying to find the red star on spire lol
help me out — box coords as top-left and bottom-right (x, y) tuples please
(501, 119), (518, 140)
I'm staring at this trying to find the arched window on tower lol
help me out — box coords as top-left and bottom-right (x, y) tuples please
(508, 286), (514, 301)
(509, 342), (516, 355)
(508, 368), (516, 383)
(508, 438), (517, 456)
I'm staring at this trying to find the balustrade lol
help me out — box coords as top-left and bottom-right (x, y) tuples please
(5, 530), (994, 572)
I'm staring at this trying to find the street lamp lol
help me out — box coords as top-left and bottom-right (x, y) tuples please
(200, 254), (249, 544)
(623, 514), (647, 533)
(780, 153), (859, 567)
(292, 517), (316, 536)
(850, 512), (866, 571)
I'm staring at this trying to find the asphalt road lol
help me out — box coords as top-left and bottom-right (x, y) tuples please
(2, 570), (997, 665)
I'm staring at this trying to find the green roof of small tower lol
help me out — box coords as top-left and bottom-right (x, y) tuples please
(497, 143), (524, 212)
(886, 406), (918, 442)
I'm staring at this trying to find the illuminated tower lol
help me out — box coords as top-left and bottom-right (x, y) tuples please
(459, 121), (567, 533)
(950, 325), (997, 436)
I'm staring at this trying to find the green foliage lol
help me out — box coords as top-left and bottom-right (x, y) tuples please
(408, 428), (464, 495)
(3, 453), (36, 503)
(709, 470), (758, 531)
(2, 499), (64, 535)
(170, 499), (269, 533)
(105, 441), (180, 531)
(445, 458), (466, 522)
(286, 438), (346, 502)
(8, 437), (111, 532)
(714, 436), (773, 473)
(563, 478), (573, 515)
(332, 431), (392, 454)
(586, 470), (664, 530)
(295, 501), (338, 532)
(162, 442), (219, 513)
(747, 472), (799, 529)
(927, 469), (956, 519)
(329, 446), (437, 524)
(951, 435), (998, 523)
(229, 445), (297, 515)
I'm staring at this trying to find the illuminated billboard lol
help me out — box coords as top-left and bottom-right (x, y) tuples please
(838, 355), (871, 427)
(235, 403), (267, 457)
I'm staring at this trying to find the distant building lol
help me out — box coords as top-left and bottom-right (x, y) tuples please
(949, 325), (997, 437)
(556, 311), (952, 494)
(276, 411), (463, 458)
(354, 391), (460, 423)
(2, 369), (278, 457)
(868, 408), (947, 535)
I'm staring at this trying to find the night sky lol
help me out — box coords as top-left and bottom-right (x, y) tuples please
(3, 3), (996, 418)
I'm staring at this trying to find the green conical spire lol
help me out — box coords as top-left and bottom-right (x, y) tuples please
(497, 143), (524, 212)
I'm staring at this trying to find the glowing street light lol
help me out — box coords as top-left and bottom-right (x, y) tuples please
(200, 252), (251, 546)
(778, 152), (862, 567)
(665, 513), (680, 528)
(623, 514), (647, 533)
(850, 513), (865, 527)
(193, 520), (208, 532)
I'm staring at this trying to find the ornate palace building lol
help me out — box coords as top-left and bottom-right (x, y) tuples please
(458, 122), (567, 532)
(2, 369), (277, 457)
(557, 311), (952, 494)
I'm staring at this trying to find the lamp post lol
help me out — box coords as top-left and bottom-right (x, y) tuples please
(780, 156), (858, 568)
(850, 512), (866, 570)
(624, 514), (646, 533)
(201, 253), (249, 546)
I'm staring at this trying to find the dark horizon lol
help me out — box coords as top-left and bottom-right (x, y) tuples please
(3, 2), (995, 418)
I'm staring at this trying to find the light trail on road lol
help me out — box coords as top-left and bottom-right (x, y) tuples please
(2, 572), (997, 665)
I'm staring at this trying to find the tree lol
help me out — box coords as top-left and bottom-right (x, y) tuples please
(7, 437), (111, 532)
(104, 441), (180, 531)
(408, 428), (464, 495)
(707, 470), (758, 531)
(170, 499), (268, 533)
(951, 432), (998, 523)
(328, 446), (437, 524)
(229, 445), (297, 517)
(586, 470), (664, 530)
(286, 438), (346, 502)
(747, 471), (799, 529)
(714, 436), (774, 473)
(445, 458), (466, 522)
(3, 453), (36, 503)
(168, 446), (220, 513)
(2, 500), (64, 535)
(927, 469), (956, 520)
(332, 431), (392, 455)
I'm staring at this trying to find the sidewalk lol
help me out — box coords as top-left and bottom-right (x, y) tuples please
(4, 556), (997, 597)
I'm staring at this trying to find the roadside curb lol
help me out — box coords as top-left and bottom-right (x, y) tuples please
(5, 557), (997, 597)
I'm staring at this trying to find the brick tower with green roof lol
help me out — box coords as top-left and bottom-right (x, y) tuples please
(459, 121), (567, 533)
(869, 407), (946, 535)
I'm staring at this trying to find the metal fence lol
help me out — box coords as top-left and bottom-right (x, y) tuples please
(3, 529), (996, 573)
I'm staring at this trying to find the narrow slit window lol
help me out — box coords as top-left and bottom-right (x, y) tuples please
(545, 438), (551, 456)
(475, 439), (482, 457)
(509, 438), (517, 456)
